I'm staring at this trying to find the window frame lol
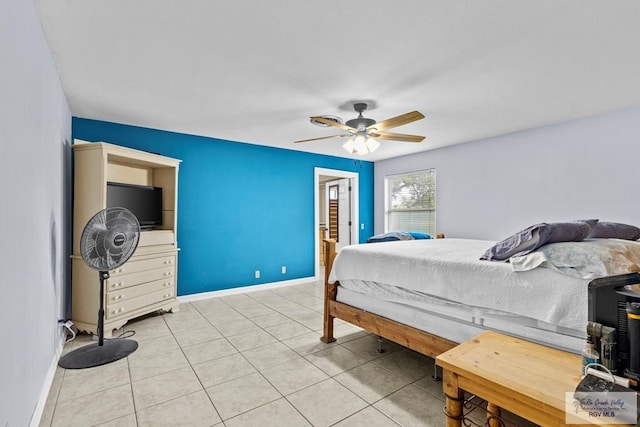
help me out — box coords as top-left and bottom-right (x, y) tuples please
(384, 168), (436, 235)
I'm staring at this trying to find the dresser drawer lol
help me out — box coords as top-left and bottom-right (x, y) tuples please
(109, 254), (176, 277)
(106, 277), (174, 305)
(106, 266), (174, 291)
(106, 287), (175, 319)
(138, 230), (175, 247)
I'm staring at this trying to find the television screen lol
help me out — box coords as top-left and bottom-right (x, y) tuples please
(107, 182), (163, 229)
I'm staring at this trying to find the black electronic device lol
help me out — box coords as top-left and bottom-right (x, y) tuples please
(626, 303), (640, 381)
(106, 181), (163, 229)
(574, 373), (639, 424)
(588, 273), (640, 378)
(575, 374), (631, 394)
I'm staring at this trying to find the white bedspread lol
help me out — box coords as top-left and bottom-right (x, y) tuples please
(328, 238), (589, 331)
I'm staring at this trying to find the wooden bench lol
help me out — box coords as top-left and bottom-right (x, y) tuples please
(436, 331), (635, 426)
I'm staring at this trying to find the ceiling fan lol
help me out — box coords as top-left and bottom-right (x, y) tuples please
(295, 102), (425, 155)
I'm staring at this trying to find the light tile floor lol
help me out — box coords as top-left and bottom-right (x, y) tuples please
(40, 281), (535, 427)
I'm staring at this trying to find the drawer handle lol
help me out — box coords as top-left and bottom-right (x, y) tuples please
(164, 260), (173, 265)
(163, 282), (171, 287)
(112, 282), (124, 288)
(112, 294), (124, 300)
(163, 293), (172, 298)
(163, 272), (172, 276)
(111, 307), (125, 315)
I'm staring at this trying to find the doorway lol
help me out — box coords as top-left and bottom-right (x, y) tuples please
(314, 168), (359, 281)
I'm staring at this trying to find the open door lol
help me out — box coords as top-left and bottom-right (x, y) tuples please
(315, 168), (359, 280)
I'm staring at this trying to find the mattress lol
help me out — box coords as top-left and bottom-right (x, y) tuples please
(329, 238), (591, 348)
(336, 284), (585, 353)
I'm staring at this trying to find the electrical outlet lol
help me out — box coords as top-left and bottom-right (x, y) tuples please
(255, 270), (260, 279)
(281, 266), (286, 274)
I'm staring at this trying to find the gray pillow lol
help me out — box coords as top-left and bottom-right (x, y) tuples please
(588, 222), (640, 240)
(481, 221), (596, 261)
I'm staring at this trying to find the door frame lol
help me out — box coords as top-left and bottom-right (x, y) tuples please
(314, 167), (359, 281)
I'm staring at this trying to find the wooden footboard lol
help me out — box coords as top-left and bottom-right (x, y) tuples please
(321, 236), (457, 359)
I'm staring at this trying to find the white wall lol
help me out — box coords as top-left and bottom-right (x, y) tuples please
(375, 107), (640, 241)
(0, 1), (71, 425)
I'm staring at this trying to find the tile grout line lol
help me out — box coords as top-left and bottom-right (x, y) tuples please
(164, 306), (225, 425)
(191, 297), (316, 426)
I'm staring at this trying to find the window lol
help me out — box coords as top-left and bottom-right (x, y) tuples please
(385, 169), (436, 235)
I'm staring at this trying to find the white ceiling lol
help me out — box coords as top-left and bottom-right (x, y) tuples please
(35, 0), (640, 161)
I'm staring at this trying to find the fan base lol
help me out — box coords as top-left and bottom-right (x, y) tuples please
(58, 339), (138, 369)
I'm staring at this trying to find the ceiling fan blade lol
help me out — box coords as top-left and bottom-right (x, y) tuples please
(294, 134), (351, 143)
(366, 111), (425, 132)
(310, 116), (357, 133)
(370, 131), (425, 143)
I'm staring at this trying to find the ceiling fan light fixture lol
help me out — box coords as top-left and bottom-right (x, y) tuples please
(365, 137), (380, 152)
(342, 131), (378, 155)
(353, 134), (368, 155)
(298, 103), (425, 154)
(342, 138), (355, 153)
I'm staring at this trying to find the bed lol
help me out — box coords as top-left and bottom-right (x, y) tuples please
(321, 223), (640, 361)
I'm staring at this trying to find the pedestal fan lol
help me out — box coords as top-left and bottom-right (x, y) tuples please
(59, 207), (141, 369)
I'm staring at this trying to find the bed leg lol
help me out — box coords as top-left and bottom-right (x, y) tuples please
(320, 313), (336, 344)
(320, 290), (337, 343)
(376, 336), (386, 353)
(321, 239), (338, 344)
(432, 360), (442, 381)
(320, 280), (337, 344)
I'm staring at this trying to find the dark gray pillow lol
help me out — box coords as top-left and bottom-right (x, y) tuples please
(481, 221), (595, 261)
(588, 222), (640, 240)
(577, 219), (599, 230)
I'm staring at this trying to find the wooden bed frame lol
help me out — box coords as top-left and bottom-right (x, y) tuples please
(320, 235), (458, 359)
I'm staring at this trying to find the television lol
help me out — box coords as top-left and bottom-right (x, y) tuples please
(106, 182), (163, 229)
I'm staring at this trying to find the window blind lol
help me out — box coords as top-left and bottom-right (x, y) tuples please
(385, 169), (436, 235)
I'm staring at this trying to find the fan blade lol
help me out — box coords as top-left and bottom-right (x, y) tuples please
(370, 131), (425, 143)
(366, 111), (425, 132)
(294, 134), (351, 143)
(310, 116), (357, 133)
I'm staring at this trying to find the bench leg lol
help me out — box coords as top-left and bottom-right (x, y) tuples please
(442, 370), (464, 427)
(487, 402), (502, 427)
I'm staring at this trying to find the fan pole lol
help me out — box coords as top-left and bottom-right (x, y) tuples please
(98, 271), (108, 346)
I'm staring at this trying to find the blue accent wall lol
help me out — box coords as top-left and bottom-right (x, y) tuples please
(73, 118), (374, 296)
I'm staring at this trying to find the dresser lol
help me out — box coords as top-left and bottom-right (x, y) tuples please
(71, 141), (181, 337)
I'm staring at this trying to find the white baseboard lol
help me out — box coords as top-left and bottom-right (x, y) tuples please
(30, 330), (66, 427)
(177, 276), (318, 303)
